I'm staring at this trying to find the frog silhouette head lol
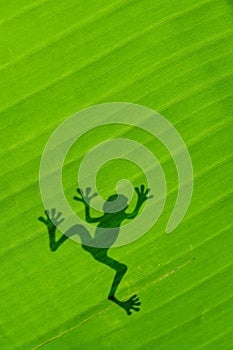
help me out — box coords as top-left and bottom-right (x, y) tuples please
(103, 194), (128, 214)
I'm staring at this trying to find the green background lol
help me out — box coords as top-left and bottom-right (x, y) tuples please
(0, 0), (233, 349)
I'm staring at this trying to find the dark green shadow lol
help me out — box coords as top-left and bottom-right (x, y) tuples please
(38, 185), (152, 315)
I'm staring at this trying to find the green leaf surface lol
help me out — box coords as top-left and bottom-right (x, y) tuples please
(0, 0), (232, 349)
